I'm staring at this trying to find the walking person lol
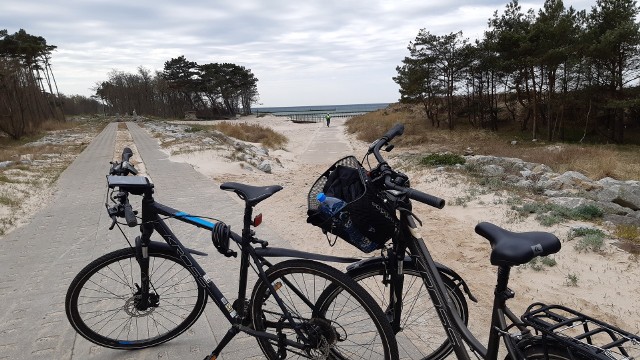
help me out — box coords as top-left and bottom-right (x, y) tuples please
(325, 113), (331, 127)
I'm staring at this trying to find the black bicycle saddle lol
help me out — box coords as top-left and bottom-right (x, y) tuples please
(475, 222), (561, 267)
(220, 182), (283, 207)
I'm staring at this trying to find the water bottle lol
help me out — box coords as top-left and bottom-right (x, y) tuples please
(340, 213), (378, 252)
(316, 193), (346, 216)
(317, 193), (378, 252)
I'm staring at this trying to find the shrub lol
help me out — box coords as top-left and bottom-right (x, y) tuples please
(574, 233), (605, 252)
(512, 202), (603, 227)
(565, 273), (579, 287)
(420, 153), (466, 167)
(568, 227), (606, 240)
(572, 205), (604, 220)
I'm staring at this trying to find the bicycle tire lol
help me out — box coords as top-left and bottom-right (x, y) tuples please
(515, 337), (594, 360)
(65, 247), (207, 349)
(343, 260), (468, 360)
(250, 259), (399, 360)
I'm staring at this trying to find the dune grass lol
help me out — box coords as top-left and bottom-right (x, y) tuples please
(184, 121), (288, 149)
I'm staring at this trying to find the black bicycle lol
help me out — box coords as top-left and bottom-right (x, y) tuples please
(65, 148), (399, 360)
(308, 124), (640, 360)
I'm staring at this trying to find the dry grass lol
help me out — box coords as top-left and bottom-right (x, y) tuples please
(346, 105), (640, 181)
(212, 121), (288, 149)
(0, 120), (105, 236)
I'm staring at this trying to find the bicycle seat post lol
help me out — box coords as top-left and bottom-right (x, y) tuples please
(241, 202), (254, 245)
(234, 201), (254, 322)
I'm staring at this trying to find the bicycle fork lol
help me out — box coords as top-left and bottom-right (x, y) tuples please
(134, 226), (154, 311)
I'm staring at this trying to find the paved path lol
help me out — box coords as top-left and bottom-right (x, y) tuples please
(0, 122), (290, 360)
(298, 118), (353, 164)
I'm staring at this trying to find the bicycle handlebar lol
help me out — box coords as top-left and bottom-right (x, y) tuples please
(123, 203), (138, 227)
(384, 177), (445, 209)
(382, 123), (404, 142)
(107, 148), (140, 227)
(122, 147), (133, 162)
(370, 123), (445, 209)
(110, 148), (138, 176)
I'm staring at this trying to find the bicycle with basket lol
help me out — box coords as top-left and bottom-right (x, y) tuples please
(306, 123), (640, 359)
(65, 147), (400, 360)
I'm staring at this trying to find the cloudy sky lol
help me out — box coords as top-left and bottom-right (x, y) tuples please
(2, 0), (595, 107)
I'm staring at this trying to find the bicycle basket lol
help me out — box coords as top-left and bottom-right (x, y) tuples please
(306, 156), (397, 253)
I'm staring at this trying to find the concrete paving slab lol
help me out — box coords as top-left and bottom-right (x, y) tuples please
(0, 118), (363, 360)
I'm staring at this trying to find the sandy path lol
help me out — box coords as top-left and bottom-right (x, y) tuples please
(155, 115), (640, 347)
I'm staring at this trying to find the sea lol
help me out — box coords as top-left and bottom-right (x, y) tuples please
(253, 103), (390, 117)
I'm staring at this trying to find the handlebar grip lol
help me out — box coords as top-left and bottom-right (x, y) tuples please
(382, 123), (405, 141)
(405, 188), (445, 209)
(384, 177), (445, 209)
(123, 203), (138, 227)
(122, 147), (133, 162)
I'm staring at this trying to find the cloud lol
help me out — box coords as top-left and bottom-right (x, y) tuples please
(2, 0), (597, 106)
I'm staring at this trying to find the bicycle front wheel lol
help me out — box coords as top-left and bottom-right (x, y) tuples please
(251, 259), (399, 360)
(65, 247), (207, 349)
(347, 260), (468, 360)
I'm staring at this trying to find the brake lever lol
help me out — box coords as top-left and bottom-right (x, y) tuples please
(109, 215), (118, 230)
(106, 204), (120, 230)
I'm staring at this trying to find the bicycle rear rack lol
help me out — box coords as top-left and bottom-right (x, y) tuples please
(522, 303), (640, 360)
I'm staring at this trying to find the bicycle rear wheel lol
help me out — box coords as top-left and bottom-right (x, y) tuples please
(515, 337), (594, 360)
(345, 260), (468, 360)
(65, 247), (207, 349)
(251, 259), (399, 360)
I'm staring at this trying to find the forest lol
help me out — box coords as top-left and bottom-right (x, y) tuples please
(394, 0), (640, 144)
(0, 29), (258, 139)
(3, 0), (640, 144)
(92, 56), (259, 120)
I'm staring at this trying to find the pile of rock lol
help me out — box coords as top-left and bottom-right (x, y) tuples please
(145, 122), (275, 174)
(464, 155), (640, 225)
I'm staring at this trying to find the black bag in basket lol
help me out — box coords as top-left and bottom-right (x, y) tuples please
(306, 156), (397, 253)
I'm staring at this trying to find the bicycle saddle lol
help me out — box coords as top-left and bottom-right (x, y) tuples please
(220, 182), (283, 207)
(475, 222), (561, 267)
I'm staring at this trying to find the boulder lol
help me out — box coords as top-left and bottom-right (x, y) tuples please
(547, 197), (592, 209)
(595, 183), (640, 211)
(257, 160), (272, 173)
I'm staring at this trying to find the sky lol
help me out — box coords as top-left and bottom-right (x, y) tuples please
(2, 0), (596, 107)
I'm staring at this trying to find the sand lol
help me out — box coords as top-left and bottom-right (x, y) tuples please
(143, 115), (639, 343)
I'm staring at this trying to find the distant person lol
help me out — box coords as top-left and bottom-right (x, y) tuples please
(325, 113), (331, 127)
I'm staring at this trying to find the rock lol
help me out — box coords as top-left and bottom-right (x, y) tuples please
(597, 201), (633, 216)
(464, 147), (474, 156)
(537, 178), (564, 190)
(520, 170), (533, 179)
(603, 214), (640, 226)
(254, 147), (269, 156)
(510, 140), (517, 145)
(0, 161), (13, 168)
(548, 197), (592, 209)
(543, 189), (580, 197)
(532, 164), (553, 174)
(595, 183), (640, 211)
(551, 171), (597, 191)
(516, 179), (534, 188)
(483, 164), (504, 176)
(257, 160), (272, 173)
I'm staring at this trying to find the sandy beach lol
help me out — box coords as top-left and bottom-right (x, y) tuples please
(128, 114), (640, 343)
